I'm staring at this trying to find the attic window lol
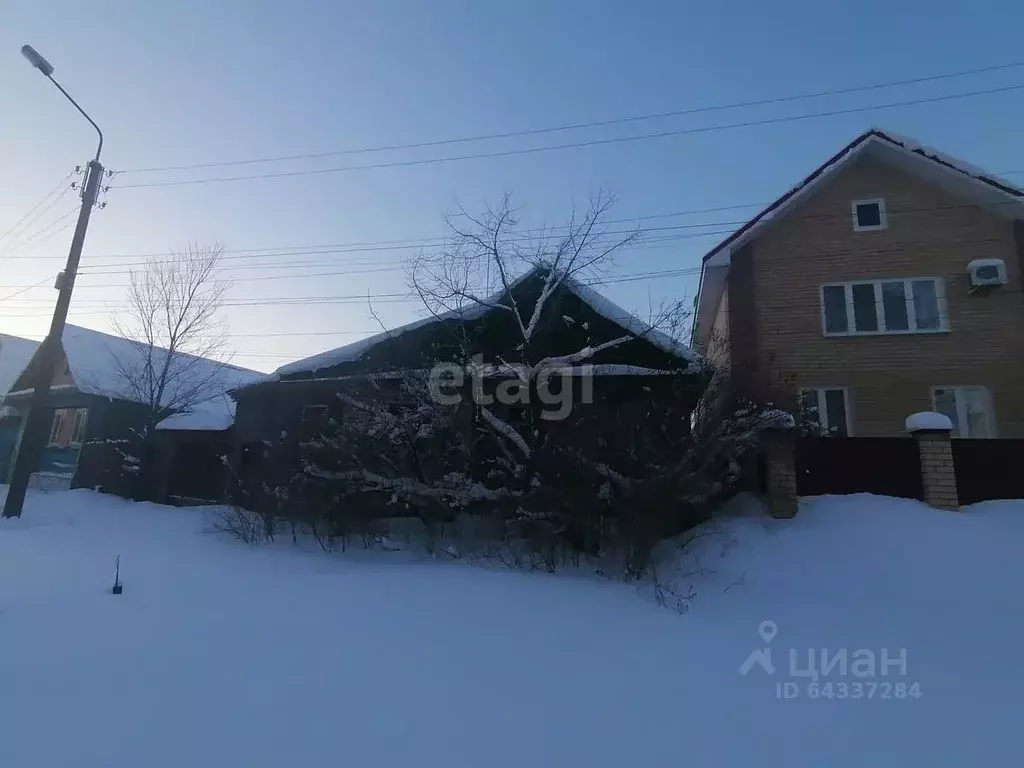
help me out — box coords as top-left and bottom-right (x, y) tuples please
(852, 199), (887, 232)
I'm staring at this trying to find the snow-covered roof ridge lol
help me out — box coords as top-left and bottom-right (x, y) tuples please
(705, 128), (1024, 265)
(0, 333), (40, 398)
(156, 393), (237, 431)
(59, 325), (264, 407)
(269, 266), (696, 380)
(559, 273), (696, 361)
(693, 127), (1024, 347)
(867, 127), (1024, 196)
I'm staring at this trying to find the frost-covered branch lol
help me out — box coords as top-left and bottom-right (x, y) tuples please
(480, 406), (532, 458)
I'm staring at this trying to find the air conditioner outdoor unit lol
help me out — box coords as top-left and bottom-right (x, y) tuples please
(967, 258), (1007, 289)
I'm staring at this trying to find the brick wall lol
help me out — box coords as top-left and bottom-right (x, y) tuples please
(727, 243), (761, 401)
(746, 155), (1024, 437)
(914, 431), (959, 510)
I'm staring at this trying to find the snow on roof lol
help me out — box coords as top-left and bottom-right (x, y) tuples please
(269, 267), (697, 380)
(156, 393), (236, 431)
(0, 333), (40, 397)
(59, 325), (264, 407)
(271, 315), (440, 380)
(702, 127), (1024, 268)
(870, 127), (1024, 196)
(694, 127), (1024, 347)
(564, 275), (696, 362)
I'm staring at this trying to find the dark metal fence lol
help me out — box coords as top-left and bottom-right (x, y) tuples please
(168, 440), (230, 504)
(951, 439), (1024, 505)
(795, 436), (924, 500)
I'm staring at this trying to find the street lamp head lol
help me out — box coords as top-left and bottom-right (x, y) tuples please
(21, 45), (54, 77)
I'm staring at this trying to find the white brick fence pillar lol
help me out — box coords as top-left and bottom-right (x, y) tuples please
(906, 412), (959, 511)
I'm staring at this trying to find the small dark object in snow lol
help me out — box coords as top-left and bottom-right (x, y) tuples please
(112, 554), (123, 595)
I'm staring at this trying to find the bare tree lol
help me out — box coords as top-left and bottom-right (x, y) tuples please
(111, 242), (232, 428)
(409, 193), (656, 454)
(239, 195), (791, 589)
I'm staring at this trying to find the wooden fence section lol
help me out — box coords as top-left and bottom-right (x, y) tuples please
(794, 436), (924, 500)
(951, 439), (1024, 505)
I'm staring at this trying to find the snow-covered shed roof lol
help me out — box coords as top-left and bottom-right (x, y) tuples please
(693, 128), (1024, 347)
(0, 333), (40, 398)
(156, 393), (236, 432)
(268, 267), (697, 380)
(9, 325), (264, 408)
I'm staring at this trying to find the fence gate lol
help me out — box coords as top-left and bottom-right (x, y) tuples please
(951, 439), (1024, 505)
(795, 437), (924, 500)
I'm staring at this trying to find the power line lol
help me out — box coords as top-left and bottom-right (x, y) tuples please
(0, 209), (81, 279)
(0, 234), (735, 295)
(119, 60), (1024, 174)
(73, 227), (734, 275)
(0, 275), (55, 304)
(0, 265), (706, 314)
(0, 216), (78, 271)
(4, 187), (1022, 270)
(0, 171), (75, 247)
(59, 201), (769, 262)
(64, 196), (1024, 279)
(0, 235), (1004, 310)
(111, 84), (1024, 189)
(0, 189), (75, 267)
(0, 214), (1013, 297)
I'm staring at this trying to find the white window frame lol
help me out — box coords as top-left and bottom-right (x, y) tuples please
(931, 386), (996, 438)
(852, 198), (887, 232)
(48, 410), (66, 446)
(800, 386), (852, 436)
(820, 277), (948, 337)
(70, 408), (88, 446)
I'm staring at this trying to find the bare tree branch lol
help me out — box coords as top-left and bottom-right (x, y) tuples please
(110, 242), (233, 430)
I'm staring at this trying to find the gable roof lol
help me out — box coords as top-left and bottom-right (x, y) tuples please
(269, 266), (697, 380)
(693, 128), (1024, 345)
(11, 325), (264, 407)
(0, 333), (40, 397)
(704, 127), (1024, 269)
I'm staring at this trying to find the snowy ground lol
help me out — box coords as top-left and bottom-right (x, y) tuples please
(1, 488), (1021, 767)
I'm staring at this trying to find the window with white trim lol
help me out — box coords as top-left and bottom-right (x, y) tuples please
(852, 199), (887, 231)
(820, 278), (947, 336)
(71, 408), (88, 446)
(48, 410), (66, 446)
(799, 387), (851, 436)
(932, 387), (995, 438)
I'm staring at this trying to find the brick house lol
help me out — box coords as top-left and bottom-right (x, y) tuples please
(693, 128), (1024, 438)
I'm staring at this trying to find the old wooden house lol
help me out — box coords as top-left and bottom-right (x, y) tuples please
(230, 267), (705, 500)
(3, 324), (262, 495)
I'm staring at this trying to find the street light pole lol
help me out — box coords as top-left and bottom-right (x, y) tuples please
(2, 46), (105, 518)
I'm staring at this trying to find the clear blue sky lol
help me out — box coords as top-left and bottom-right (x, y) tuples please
(2, 0), (1022, 372)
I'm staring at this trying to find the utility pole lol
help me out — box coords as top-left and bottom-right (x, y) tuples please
(2, 46), (105, 518)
